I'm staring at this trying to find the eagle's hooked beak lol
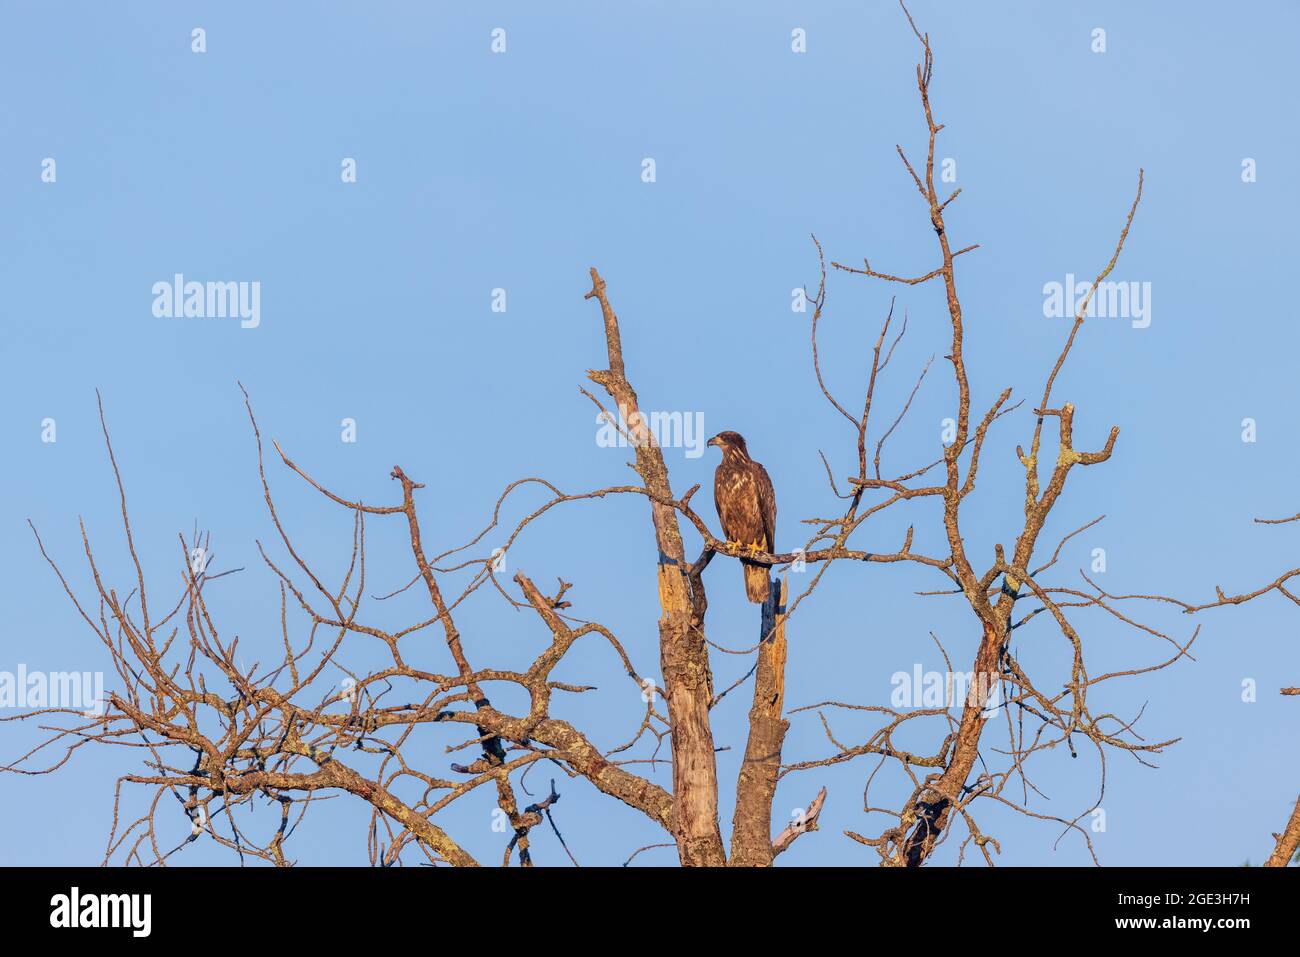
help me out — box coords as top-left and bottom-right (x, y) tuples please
(707, 435), (721, 449)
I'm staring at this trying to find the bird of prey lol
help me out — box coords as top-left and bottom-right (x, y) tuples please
(707, 431), (777, 604)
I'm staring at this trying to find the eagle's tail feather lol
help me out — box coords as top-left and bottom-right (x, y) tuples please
(743, 562), (769, 604)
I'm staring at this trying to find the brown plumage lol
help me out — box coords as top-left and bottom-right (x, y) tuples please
(708, 431), (777, 604)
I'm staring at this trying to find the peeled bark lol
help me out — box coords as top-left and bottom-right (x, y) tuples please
(730, 580), (790, 866)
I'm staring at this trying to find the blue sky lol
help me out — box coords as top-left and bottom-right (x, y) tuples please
(1, 1), (1297, 866)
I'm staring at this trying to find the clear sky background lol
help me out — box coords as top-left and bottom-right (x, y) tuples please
(2, 1), (1297, 867)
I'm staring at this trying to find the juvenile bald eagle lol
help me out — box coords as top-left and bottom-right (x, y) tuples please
(708, 431), (777, 604)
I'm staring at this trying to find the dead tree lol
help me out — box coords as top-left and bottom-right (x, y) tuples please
(4, 4), (1195, 867)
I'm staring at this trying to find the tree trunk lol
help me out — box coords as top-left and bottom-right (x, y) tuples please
(587, 268), (726, 866)
(730, 580), (790, 866)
